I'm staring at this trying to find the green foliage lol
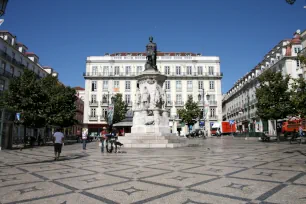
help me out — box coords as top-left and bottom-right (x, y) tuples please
(40, 75), (77, 127)
(177, 95), (200, 129)
(1, 69), (47, 128)
(290, 77), (306, 118)
(108, 93), (127, 125)
(2, 69), (77, 128)
(256, 69), (292, 121)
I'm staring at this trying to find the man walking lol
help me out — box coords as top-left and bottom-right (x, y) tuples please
(82, 129), (88, 150)
(100, 127), (107, 153)
(53, 128), (64, 161)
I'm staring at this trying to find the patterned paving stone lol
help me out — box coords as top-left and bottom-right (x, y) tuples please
(255, 162), (306, 172)
(293, 174), (306, 185)
(108, 167), (170, 179)
(142, 172), (217, 188)
(56, 173), (129, 190)
(0, 173), (43, 187)
(212, 160), (266, 168)
(265, 185), (306, 204)
(33, 168), (95, 180)
(85, 180), (177, 203)
(145, 162), (202, 171)
(191, 177), (279, 200)
(145, 190), (248, 204)
(20, 193), (102, 204)
(0, 167), (26, 176)
(229, 168), (301, 183)
(18, 163), (71, 172)
(182, 165), (245, 176)
(0, 181), (71, 203)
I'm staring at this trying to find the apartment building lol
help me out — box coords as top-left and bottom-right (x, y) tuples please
(84, 52), (223, 136)
(222, 30), (303, 135)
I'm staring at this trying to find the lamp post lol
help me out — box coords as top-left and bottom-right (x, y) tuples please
(0, 0), (8, 17)
(198, 89), (210, 136)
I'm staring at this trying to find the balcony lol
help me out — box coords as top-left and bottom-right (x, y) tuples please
(83, 72), (223, 78)
(88, 115), (98, 121)
(208, 100), (217, 106)
(166, 101), (173, 106)
(100, 101), (109, 106)
(100, 115), (106, 121)
(209, 115), (218, 120)
(89, 101), (99, 106)
(175, 101), (184, 106)
(0, 68), (14, 78)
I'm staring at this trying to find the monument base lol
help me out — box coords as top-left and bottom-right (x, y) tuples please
(118, 133), (188, 148)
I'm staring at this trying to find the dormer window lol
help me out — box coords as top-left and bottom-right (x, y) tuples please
(115, 53), (120, 56)
(175, 53), (180, 56)
(138, 53), (142, 56)
(165, 53), (170, 56)
(271, 60), (274, 64)
(127, 53), (131, 56)
(105, 53), (109, 56)
(186, 53), (191, 56)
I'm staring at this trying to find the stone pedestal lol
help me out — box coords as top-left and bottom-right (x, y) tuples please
(119, 69), (187, 148)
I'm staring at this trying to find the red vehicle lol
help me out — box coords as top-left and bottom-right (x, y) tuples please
(211, 121), (237, 136)
(281, 118), (306, 136)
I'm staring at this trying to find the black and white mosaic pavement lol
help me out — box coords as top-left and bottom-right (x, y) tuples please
(0, 138), (306, 204)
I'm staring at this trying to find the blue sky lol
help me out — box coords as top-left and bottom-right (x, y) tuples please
(2, 0), (306, 93)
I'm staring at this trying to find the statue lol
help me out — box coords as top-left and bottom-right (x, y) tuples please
(136, 88), (141, 109)
(154, 86), (162, 108)
(145, 36), (158, 71)
(142, 87), (150, 108)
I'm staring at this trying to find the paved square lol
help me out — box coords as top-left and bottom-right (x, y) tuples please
(0, 138), (305, 203)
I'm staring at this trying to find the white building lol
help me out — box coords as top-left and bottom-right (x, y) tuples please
(222, 30), (303, 135)
(0, 30), (59, 150)
(84, 52), (223, 136)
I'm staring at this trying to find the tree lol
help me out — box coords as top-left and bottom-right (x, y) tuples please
(286, 0), (296, 5)
(290, 77), (306, 118)
(256, 69), (292, 142)
(177, 95), (201, 133)
(40, 75), (77, 128)
(107, 93), (127, 125)
(1, 69), (48, 140)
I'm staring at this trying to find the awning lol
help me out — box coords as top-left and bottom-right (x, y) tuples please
(113, 121), (132, 127)
(212, 122), (220, 128)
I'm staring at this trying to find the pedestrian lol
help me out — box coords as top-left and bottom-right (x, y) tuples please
(299, 124), (304, 137)
(82, 129), (88, 150)
(53, 128), (64, 161)
(100, 127), (107, 153)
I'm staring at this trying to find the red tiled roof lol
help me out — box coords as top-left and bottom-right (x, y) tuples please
(16, 42), (28, 49)
(110, 52), (197, 57)
(74, 86), (85, 90)
(25, 52), (39, 59)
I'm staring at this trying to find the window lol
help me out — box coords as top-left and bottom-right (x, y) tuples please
(92, 66), (98, 75)
(136, 66), (142, 74)
(176, 66), (181, 75)
(197, 66), (203, 75)
(187, 66), (192, 75)
(166, 94), (171, 104)
(102, 81), (108, 90)
(10, 66), (14, 75)
(90, 108), (96, 116)
(176, 94), (182, 104)
(208, 66), (214, 75)
(297, 60), (300, 67)
(26, 62), (29, 68)
(176, 81), (182, 91)
(165, 66), (170, 75)
(165, 81), (171, 90)
(187, 81), (193, 91)
(102, 95), (108, 103)
(277, 56), (280, 60)
(12, 52), (15, 59)
(4, 46), (7, 53)
(209, 81), (215, 90)
(125, 66), (131, 75)
(1, 61), (6, 70)
(0, 79), (4, 91)
(198, 81), (203, 89)
(125, 81), (131, 90)
(91, 81), (97, 91)
(125, 94), (131, 104)
(114, 81), (119, 88)
(210, 108), (215, 117)
(20, 57), (23, 65)
(103, 66), (109, 75)
(91, 95), (97, 103)
(114, 66), (120, 75)
(102, 108), (108, 117)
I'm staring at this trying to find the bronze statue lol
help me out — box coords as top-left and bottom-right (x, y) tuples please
(145, 36), (158, 71)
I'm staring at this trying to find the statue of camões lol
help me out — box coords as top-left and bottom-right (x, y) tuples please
(145, 36), (158, 71)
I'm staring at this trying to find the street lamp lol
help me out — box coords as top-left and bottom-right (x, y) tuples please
(0, 0), (8, 17)
(198, 89), (210, 136)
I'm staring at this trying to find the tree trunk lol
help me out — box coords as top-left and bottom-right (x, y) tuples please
(276, 119), (280, 143)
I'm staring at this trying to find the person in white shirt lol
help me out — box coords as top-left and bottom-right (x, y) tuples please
(53, 128), (64, 161)
(82, 129), (88, 150)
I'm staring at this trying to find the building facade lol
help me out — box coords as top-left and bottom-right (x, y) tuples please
(0, 30), (58, 150)
(222, 30), (303, 135)
(84, 52), (223, 136)
(71, 87), (85, 136)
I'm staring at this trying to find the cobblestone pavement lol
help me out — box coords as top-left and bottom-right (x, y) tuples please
(0, 138), (306, 204)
